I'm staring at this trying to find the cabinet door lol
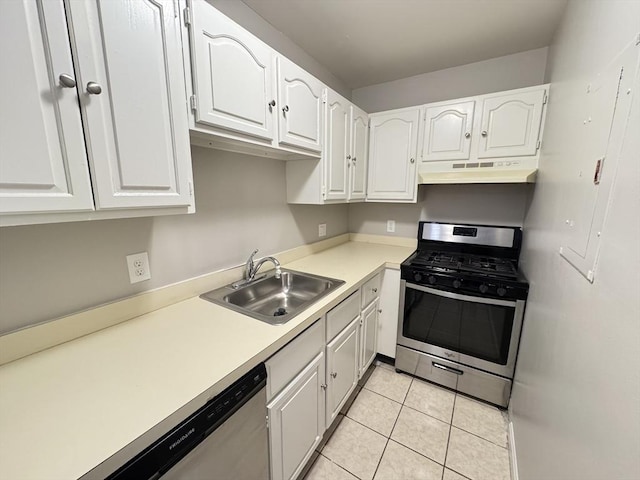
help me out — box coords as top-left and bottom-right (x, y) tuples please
(268, 352), (325, 480)
(367, 109), (420, 201)
(326, 318), (359, 428)
(190, 0), (275, 141)
(477, 89), (545, 158)
(422, 101), (474, 161)
(324, 90), (350, 201)
(349, 105), (368, 201)
(0, 0), (94, 214)
(67, 0), (192, 209)
(359, 300), (379, 378)
(277, 57), (324, 153)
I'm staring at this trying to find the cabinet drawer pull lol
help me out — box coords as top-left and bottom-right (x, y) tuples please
(410, 158), (415, 164)
(481, 130), (488, 137)
(282, 105), (289, 113)
(59, 73), (76, 88)
(465, 132), (471, 138)
(352, 157), (356, 163)
(372, 288), (378, 293)
(86, 82), (102, 95)
(321, 383), (327, 390)
(269, 100), (276, 107)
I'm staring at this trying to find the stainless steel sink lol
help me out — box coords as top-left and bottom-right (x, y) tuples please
(200, 269), (345, 325)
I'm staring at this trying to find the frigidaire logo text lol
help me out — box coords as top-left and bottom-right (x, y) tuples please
(169, 428), (195, 450)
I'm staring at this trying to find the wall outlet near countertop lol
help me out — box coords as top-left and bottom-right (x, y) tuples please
(318, 223), (327, 237)
(126, 252), (151, 284)
(386, 220), (396, 233)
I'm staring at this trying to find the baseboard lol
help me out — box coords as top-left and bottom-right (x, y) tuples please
(508, 421), (519, 480)
(375, 353), (396, 367)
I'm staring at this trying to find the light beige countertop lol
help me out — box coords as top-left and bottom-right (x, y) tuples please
(0, 240), (413, 479)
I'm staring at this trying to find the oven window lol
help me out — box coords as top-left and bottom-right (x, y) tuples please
(403, 287), (515, 365)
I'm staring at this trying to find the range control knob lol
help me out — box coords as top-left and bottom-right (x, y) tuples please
(497, 286), (507, 297)
(413, 272), (423, 283)
(428, 275), (437, 285)
(452, 279), (462, 289)
(479, 284), (489, 294)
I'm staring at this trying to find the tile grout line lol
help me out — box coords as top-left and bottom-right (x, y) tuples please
(442, 393), (457, 479)
(317, 452), (364, 480)
(369, 373), (414, 480)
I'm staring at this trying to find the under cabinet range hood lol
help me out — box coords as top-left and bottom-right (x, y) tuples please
(418, 162), (538, 185)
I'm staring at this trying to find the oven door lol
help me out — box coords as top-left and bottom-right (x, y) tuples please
(397, 280), (525, 378)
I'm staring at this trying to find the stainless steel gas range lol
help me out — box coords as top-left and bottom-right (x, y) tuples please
(396, 221), (529, 408)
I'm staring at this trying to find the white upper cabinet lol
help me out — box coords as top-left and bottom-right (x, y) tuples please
(477, 89), (546, 159)
(190, 1), (275, 141)
(0, 0), (94, 214)
(349, 105), (368, 201)
(367, 107), (420, 202)
(277, 57), (325, 153)
(324, 90), (350, 201)
(422, 100), (475, 162)
(67, 0), (192, 210)
(1, 0), (193, 223)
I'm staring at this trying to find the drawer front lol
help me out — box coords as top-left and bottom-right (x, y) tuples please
(326, 291), (360, 341)
(266, 318), (325, 401)
(361, 273), (381, 308)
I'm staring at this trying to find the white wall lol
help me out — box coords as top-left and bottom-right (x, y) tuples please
(0, 148), (348, 334)
(207, 0), (351, 98)
(349, 184), (529, 238)
(510, 1), (640, 479)
(352, 47), (548, 112)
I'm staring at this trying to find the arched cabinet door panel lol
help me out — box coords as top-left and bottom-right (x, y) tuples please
(191, 1), (275, 141)
(478, 90), (545, 159)
(422, 101), (475, 162)
(367, 108), (420, 202)
(277, 57), (324, 153)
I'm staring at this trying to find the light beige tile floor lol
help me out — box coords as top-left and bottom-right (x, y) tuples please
(305, 363), (512, 480)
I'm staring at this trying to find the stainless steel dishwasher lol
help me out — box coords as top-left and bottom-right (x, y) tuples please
(107, 363), (269, 479)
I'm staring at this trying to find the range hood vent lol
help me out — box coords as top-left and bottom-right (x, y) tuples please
(418, 168), (537, 185)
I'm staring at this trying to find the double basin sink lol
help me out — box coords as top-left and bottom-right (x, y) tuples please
(200, 269), (345, 325)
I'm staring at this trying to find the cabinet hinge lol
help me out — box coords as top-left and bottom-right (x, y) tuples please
(190, 95), (197, 111)
(188, 181), (193, 197)
(536, 139), (541, 150)
(543, 91), (548, 104)
(266, 415), (270, 430)
(322, 90), (327, 103)
(321, 185), (326, 197)
(183, 7), (191, 27)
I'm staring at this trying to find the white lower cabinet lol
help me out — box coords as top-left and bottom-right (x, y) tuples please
(359, 300), (379, 378)
(268, 351), (325, 480)
(325, 317), (360, 428)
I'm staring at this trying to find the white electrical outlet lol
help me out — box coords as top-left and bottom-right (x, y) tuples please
(318, 223), (327, 237)
(387, 220), (396, 233)
(126, 252), (151, 284)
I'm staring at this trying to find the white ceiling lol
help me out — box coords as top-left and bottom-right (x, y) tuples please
(241, 0), (568, 89)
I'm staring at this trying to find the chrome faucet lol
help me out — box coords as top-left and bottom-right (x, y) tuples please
(232, 249), (281, 289)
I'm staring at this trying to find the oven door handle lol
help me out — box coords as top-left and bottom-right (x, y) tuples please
(405, 282), (517, 307)
(432, 362), (464, 376)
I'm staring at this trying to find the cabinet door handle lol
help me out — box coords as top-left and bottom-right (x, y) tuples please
(321, 383), (327, 390)
(282, 105), (289, 113)
(372, 288), (378, 293)
(481, 130), (488, 137)
(59, 73), (76, 88)
(330, 372), (337, 378)
(410, 158), (415, 164)
(352, 157), (357, 163)
(269, 100), (276, 107)
(86, 82), (102, 95)
(465, 132), (471, 138)
(347, 155), (351, 160)
(378, 309), (382, 313)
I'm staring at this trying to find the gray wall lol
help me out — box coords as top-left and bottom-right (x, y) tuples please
(352, 47), (548, 112)
(510, 1), (640, 479)
(349, 184), (529, 238)
(0, 148), (348, 334)
(207, 0), (351, 98)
